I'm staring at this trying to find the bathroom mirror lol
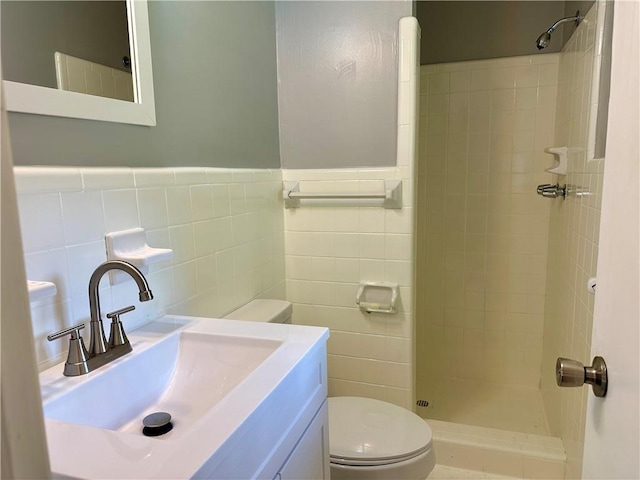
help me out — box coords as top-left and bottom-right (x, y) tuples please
(1, 0), (156, 126)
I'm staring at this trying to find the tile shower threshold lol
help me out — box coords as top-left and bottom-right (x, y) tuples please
(428, 419), (566, 479)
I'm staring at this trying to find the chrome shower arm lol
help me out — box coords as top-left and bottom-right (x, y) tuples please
(536, 11), (581, 50)
(547, 13), (582, 34)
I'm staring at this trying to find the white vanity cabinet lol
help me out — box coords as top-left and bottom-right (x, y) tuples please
(275, 401), (330, 480)
(197, 335), (330, 480)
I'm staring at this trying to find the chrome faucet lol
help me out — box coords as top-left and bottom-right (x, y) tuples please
(47, 260), (154, 376)
(88, 260), (153, 356)
(536, 183), (567, 199)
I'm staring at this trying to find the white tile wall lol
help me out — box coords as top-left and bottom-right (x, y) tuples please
(416, 53), (560, 398)
(55, 52), (134, 102)
(15, 167), (285, 371)
(282, 18), (420, 410)
(540, 3), (607, 478)
(283, 167), (416, 409)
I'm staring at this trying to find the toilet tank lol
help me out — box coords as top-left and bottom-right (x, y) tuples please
(224, 299), (292, 324)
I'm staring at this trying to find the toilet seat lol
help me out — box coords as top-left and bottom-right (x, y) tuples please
(328, 397), (433, 467)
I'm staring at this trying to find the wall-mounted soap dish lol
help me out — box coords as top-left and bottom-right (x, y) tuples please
(105, 228), (173, 285)
(356, 282), (399, 314)
(544, 146), (568, 175)
(27, 280), (57, 302)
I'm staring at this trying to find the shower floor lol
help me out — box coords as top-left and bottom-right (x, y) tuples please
(417, 378), (550, 436)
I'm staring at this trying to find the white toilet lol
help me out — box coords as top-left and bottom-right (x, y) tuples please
(225, 300), (435, 480)
(328, 396), (435, 480)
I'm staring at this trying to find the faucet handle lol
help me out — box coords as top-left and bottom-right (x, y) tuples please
(47, 323), (89, 376)
(106, 305), (136, 320)
(536, 183), (553, 194)
(107, 305), (135, 348)
(47, 322), (86, 341)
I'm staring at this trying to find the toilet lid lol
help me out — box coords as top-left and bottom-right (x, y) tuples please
(224, 299), (292, 323)
(328, 397), (432, 466)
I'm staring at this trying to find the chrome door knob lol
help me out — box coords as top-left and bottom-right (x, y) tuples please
(556, 356), (608, 397)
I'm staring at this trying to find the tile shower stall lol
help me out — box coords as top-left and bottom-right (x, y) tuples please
(415, 2), (607, 478)
(417, 52), (559, 431)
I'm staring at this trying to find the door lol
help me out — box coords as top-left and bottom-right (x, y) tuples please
(1, 82), (51, 477)
(582, 2), (639, 479)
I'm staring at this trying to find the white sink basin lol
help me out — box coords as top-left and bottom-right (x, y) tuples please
(44, 330), (281, 438)
(39, 315), (329, 479)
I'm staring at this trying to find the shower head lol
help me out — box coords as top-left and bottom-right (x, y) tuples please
(536, 31), (552, 50)
(536, 11), (581, 50)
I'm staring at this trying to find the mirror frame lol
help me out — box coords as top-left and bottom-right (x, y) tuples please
(2, 0), (156, 126)
(588, 0), (613, 161)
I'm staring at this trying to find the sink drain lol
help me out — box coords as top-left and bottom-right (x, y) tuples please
(142, 412), (173, 437)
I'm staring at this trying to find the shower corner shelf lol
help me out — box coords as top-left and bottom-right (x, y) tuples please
(283, 180), (402, 209)
(544, 146), (568, 175)
(105, 227), (173, 285)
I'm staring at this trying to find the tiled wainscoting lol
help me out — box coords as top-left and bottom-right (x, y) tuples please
(282, 167), (416, 409)
(15, 166), (285, 371)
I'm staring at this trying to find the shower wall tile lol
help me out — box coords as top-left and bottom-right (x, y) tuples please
(540, 2), (607, 478)
(14, 166), (286, 372)
(417, 52), (560, 397)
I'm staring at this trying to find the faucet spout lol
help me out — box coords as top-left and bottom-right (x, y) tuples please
(87, 260), (153, 356)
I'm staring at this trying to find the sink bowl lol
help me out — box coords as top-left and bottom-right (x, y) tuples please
(44, 329), (281, 438)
